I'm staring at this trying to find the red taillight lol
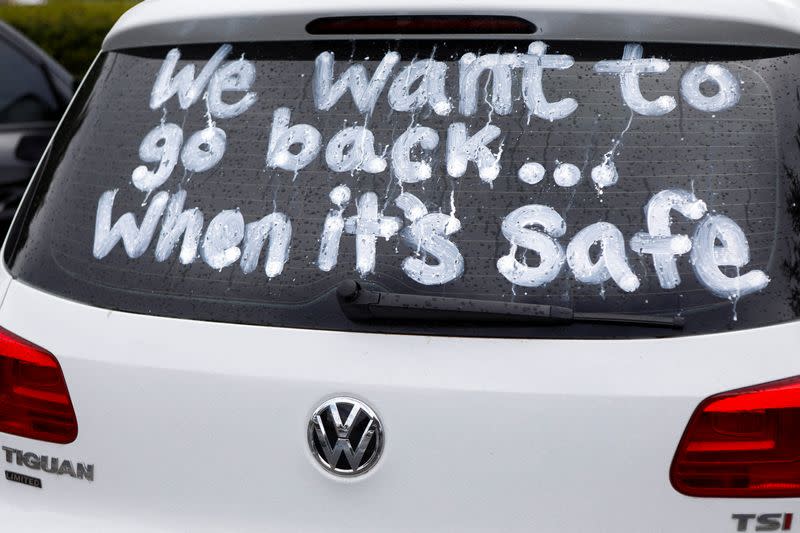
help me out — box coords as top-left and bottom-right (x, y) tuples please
(671, 376), (800, 497)
(306, 16), (536, 35)
(0, 327), (77, 444)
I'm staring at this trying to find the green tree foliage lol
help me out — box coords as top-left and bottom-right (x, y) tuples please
(0, 1), (137, 77)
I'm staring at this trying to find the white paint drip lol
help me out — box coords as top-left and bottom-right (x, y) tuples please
(590, 111), (633, 190)
(448, 189), (458, 234)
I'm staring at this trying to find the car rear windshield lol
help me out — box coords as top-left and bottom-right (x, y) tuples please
(5, 40), (800, 338)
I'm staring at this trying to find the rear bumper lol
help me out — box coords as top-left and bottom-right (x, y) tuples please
(0, 503), (172, 533)
(0, 277), (799, 532)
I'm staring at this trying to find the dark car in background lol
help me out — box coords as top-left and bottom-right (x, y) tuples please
(0, 20), (72, 235)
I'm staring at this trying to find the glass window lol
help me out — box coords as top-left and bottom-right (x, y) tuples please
(6, 41), (800, 338)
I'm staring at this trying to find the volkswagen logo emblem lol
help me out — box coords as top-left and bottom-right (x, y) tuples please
(308, 397), (384, 477)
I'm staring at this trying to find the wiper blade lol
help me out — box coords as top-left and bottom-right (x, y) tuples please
(336, 280), (684, 329)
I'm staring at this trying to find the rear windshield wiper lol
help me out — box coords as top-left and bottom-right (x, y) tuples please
(336, 280), (684, 329)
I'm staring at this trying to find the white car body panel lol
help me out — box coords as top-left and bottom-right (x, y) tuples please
(0, 260), (798, 531)
(1, 1), (799, 531)
(104, 0), (800, 50)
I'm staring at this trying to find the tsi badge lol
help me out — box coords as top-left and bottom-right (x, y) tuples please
(733, 513), (793, 531)
(307, 396), (383, 477)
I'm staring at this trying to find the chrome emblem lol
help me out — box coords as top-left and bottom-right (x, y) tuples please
(308, 397), (383, 476)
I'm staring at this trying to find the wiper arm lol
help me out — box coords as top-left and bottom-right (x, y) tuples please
(336, 280), (684, 329)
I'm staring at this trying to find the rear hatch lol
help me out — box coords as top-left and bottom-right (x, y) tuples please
(0, 21), (799, 532)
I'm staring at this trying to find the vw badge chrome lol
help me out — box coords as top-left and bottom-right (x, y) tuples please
(308, 397), (383, 476)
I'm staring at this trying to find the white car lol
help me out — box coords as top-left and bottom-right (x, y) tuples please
(0, 1), (799, 531)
